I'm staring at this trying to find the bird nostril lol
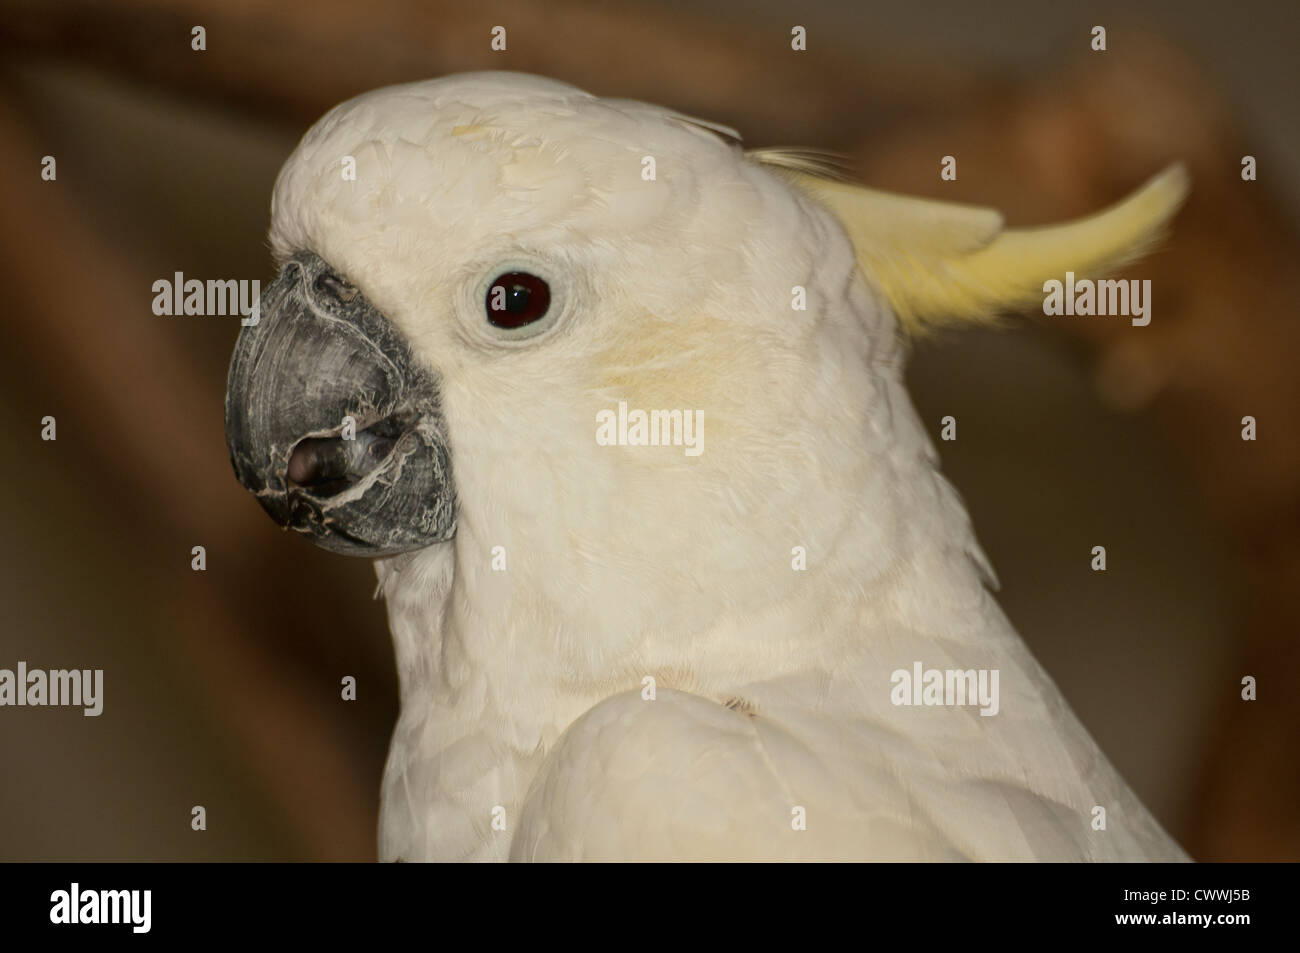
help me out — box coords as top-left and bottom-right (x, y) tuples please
(313, 270), (357, 302)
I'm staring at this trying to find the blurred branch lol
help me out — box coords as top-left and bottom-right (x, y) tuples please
(0, 0), (969, 144)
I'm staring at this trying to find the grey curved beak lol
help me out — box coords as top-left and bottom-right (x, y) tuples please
(225, 252), (456, 556)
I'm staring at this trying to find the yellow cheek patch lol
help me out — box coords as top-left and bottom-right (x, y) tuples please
(450, 124), (491, 138)
(586, 311), (770, 454)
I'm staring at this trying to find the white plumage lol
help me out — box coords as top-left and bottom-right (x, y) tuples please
(266, 72), (1189, 861)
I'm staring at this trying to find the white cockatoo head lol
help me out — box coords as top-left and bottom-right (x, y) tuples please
(226, 72), (1186, 687)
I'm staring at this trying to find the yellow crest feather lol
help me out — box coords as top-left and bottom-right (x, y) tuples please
(755, 154), (1190, 335)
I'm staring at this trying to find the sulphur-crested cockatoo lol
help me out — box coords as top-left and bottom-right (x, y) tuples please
(225, 72), (1190, 862)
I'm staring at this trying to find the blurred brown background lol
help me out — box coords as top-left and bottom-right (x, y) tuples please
(1, 0), (1296, 861)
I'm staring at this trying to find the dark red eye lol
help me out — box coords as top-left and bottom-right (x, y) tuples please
(485, 272), (551, 329)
